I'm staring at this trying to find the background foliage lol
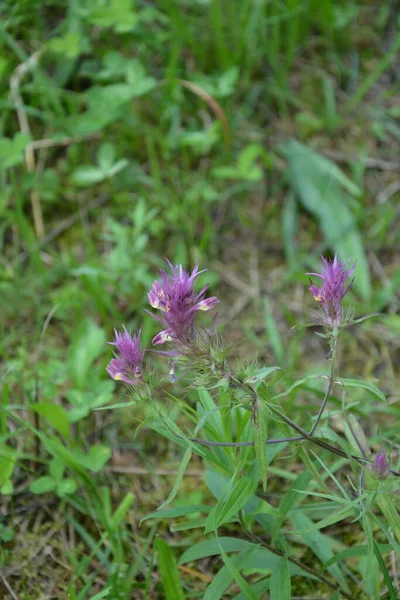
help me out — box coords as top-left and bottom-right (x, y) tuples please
(0, 0), (399, 598)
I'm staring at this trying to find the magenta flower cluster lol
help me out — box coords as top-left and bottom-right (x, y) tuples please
(107, 254), (357, 385)
(148, 260), (219, 345)
(373, 450), (390, 479)
(106, 327), (143, 385)
(308, 254), (356, 327)
(106, 260), (219, 385)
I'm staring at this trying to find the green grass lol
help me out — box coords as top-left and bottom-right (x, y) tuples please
(1, 0), (400, 598)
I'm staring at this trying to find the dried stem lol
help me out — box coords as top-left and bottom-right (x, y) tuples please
(10, 49), (45, 239)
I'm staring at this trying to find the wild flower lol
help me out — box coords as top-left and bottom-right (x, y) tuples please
(148, 260), (219, 346)
(106, 326), (143, 385)
(373, 449), (390, 479)
(308, 254), (356, 328)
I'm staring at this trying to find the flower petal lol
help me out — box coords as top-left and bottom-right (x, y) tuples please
(152, 329), (173, 345)
(194, 296), (219, 311)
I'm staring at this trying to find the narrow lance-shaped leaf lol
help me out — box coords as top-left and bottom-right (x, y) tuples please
(155, 537), (185, 600)
(270, 556), (291, 600)
(254, 396), (269, 492)
(157, 446), (192, 511)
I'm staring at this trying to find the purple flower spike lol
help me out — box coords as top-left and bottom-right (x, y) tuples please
(373, 450), (390, 479)
(106, 327), (143, 385)
(308, 254), (356, 327)
(148, 260), (219, 345)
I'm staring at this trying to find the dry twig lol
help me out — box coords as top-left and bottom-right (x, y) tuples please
(10, 49), (45, 238)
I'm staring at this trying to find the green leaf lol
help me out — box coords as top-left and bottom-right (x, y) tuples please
(111, 492), (135, 527)
(0, 444), (15, 486)
(373, 539), (398, 600)
(157, 447), (192, 511)
(217, 535), (259, 600)
(254, 398), (269, 491)
(245, 366), (281, 384)
(31, 403), (71, 442)
(49, 458), (65, 481)
(203, 546), (289, 600)
(270, 556), (291, 600)
(272, 470), (313, 543)
(322, 544), (393, 570)
(0, 525), (14, 542)
(68, 319), (106, 389)
(56, 478), (78, 497)
(290, 512), (349, 591)
(1, 480), (13, 495)
(48, 32), (83, 59)
(203, 547), (261, 600)
(125, 59), (157, 95)
(141, 504), (210, 525)
(205, 465), (259, 533)
(337, 378), (386, 403)
(281, 139), (370, 299)
(376, 494), (400, 542)
(72, 445), (111, 472)
(272, 374), (323, 400)
(291, 504), (355, 534)
(179, 537), (256, 564)
(155, 537), (185, 600)
(97, 142), (116, 170)
(29, 476), (57, 494)
(71, 166), (105, 187)
(0, 133), (31, 169)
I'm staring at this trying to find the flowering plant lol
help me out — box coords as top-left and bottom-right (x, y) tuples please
(107, 256), (400, 598)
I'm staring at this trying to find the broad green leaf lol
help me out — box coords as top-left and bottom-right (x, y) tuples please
(97, 142), (116, 170)
(0, 525), (14, 542)
(1, 481), (13, 495)
(155, 537), (185, 600)
(254, 397), (269, 491)
(337, 378), (386, 403)
(281, 139), (370, 299)
(68, 319), (106, 389)
(31, 403), (71, 442)
(48, 32), (82, 58)
(141, 504), (210, 525)
(49, 458), (65, 481)
(30, 476), (57, 494)
(72, 445), (111, 472)
(270, 556), (291, 600)
(0, 133), (31, 169)
(71, 166), (105, 187)
(106, 158), (129, 177)
(56, 478), (77, 497)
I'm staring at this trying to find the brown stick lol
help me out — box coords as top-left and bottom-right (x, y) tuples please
(10, 49), (45, 239)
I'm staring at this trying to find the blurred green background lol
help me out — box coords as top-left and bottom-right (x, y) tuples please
(1, 0), (399, 597)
